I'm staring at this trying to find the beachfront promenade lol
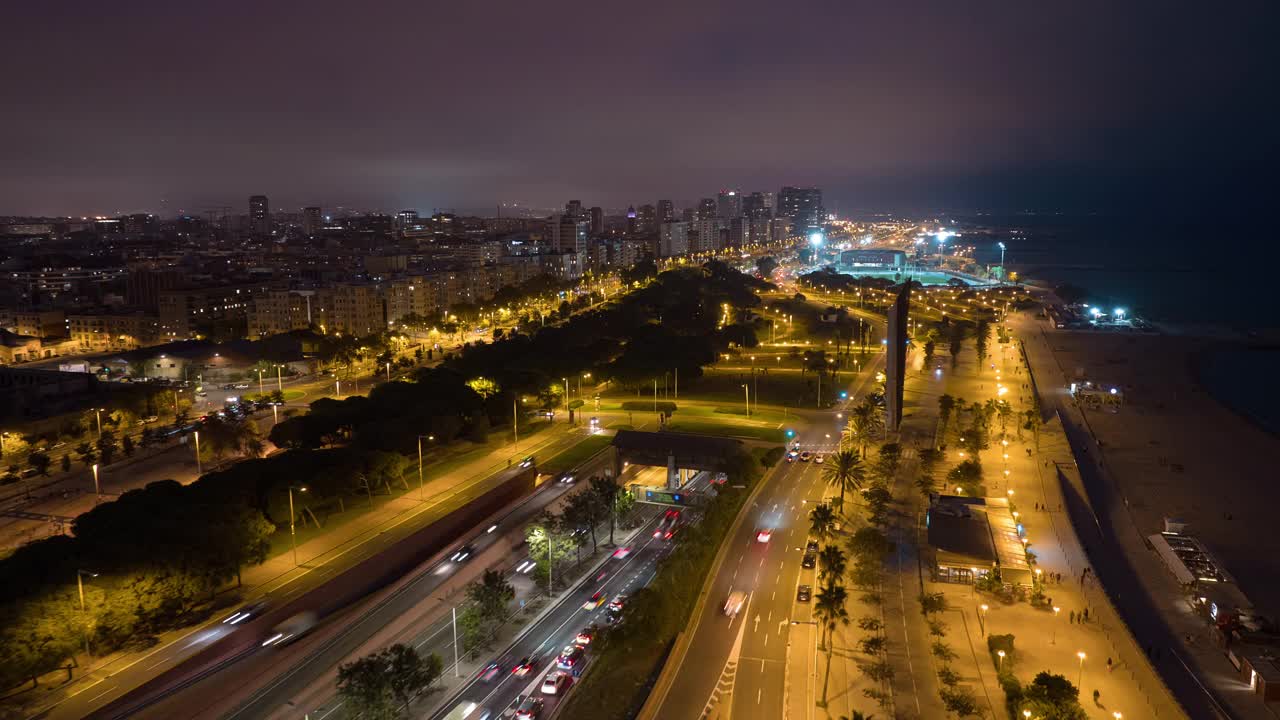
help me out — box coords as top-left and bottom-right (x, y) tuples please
(908, 318), (1183, 720)
(1014, 310), (1278, 719)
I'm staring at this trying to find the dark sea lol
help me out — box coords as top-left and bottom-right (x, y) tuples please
(957, 213), (1280, 435)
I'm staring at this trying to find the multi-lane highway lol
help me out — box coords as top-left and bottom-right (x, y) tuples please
(429, 504), (675, 720)
(647, 357), (883, 719)
(120, 454), (615, 720)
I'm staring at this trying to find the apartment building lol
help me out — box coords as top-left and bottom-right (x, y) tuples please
(67, 311), (160, 352)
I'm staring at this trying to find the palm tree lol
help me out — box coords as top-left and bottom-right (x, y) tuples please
(842, 402), (884, 456)
(822, 449), (866, 514)
(937, 394), (956, 439)
(815, 581), (851, 704)
(809, 503), (837, 543)
(817, 545), (847, 586)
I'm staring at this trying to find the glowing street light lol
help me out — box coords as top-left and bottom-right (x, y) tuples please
(288, 485), (308, 567)
(1077, 651), (1087, 687)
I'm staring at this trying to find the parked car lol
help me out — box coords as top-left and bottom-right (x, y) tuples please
(802, 553), (816, 569)
(797, 584), (812, 602)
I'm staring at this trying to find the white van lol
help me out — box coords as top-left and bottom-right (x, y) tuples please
(724, 590), (746, 617)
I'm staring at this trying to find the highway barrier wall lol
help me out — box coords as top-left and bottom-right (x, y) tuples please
(91, 463), (538, 720)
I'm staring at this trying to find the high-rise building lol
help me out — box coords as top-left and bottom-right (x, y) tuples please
(589, 206), (604, 235)
(626, 206), (638, 235)
(249, 195), (270, 235)
(659, 221), (690, 257)
(681, 207), (695, 222)
(637, 204), (657, 234)
(566, 200), (584, 217)
(744, 192), (772, 220)
(761, 191), (775, 213)
(547, 214), (589, 255)
(395, 209), (419, 232)
(657, 200), (675, 224)
(778, 186), (824, 233)
(697, 198), (717, 220)
(716, 190), (742, 220)
(727, 217), (748, 248)
(690, 219), (720, 254)
(303, 206), (323, 236)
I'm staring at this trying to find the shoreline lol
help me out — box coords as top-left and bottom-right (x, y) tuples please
(1191, 344), (1280, 439)
(1018, 314), (1280, 718)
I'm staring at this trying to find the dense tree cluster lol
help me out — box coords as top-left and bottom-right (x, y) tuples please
(0, 261), (773, 693)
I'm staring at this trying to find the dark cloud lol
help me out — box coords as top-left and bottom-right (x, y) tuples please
(2, 0), (1276, 215)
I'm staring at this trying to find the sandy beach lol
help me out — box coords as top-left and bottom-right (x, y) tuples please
(1030, 328), (1280, 616)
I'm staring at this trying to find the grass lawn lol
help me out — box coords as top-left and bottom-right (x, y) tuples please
(664, 419), (786, 443)
(538, 434), (613, 475)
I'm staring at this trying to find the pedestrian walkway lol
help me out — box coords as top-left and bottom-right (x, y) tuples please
(920, 321), (1183, 719)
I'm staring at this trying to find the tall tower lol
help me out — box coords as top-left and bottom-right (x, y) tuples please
(657, 199), (675, 224)
(885, 281), (911, 431)
(249, 195), (270, 235)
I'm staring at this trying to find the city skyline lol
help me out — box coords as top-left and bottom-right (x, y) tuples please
(4, 1), (1275, 217)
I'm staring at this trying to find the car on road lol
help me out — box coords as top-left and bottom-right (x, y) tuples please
(805, 540), (819, 553)
(449, 546), (474, 563)
(654, 509), (680, 539)
(582, 591), (607, 610)
(556, 645), (585, 671)
(797, 584), (812, 602)
(557, 472), (576, 484)
(786, 450), (798, 463)
(799, 451), (813, 462)
(574, 626), (596, 646)
(724, 590), (746, 617)
(814, 453), (824, 464)
(513, 696), (544, 719)
(756, 527), (772, 543)
(519, 456), (535, 468)
(802, 553), (816, 569)
(607, 595), (626, 613)
(222, 600), (270, 625)
(589, 416), (600, 428)
(512, 655), (538, 677)
(260, 611), (316, 647)
(540, 671), (571, 696)
(478, 662), (502, 682)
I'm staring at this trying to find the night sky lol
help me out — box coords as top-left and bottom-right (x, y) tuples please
(3, 0), (1276, 216)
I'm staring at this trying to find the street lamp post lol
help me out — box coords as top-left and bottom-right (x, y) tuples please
(94, 408), (103, 438)
(978, 603), (989, 635)
(742, 384), (750, 418)
(257, 368), (264, 395)
(288, 485), (308, 567)
(77, 569), (97, 656)
(997, 241), (1006, 283)
(417, 435), (434, 501)
(1052, 606), (1061, 644)
(276, 364), (283, 391)
(193, 430), (202, 475)
(1077, 651), (1087, 688)
(91, 463), (100, 502)
(996, 649), (1006, 672)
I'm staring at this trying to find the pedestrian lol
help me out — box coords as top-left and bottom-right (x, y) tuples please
(1093, 689), (1101, 705)
(1106, 657), (1113, 672)
(1083, 608), (1089, 622)
(1057, 572), (1063, 584)
(1069, 610), (1076, 624)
